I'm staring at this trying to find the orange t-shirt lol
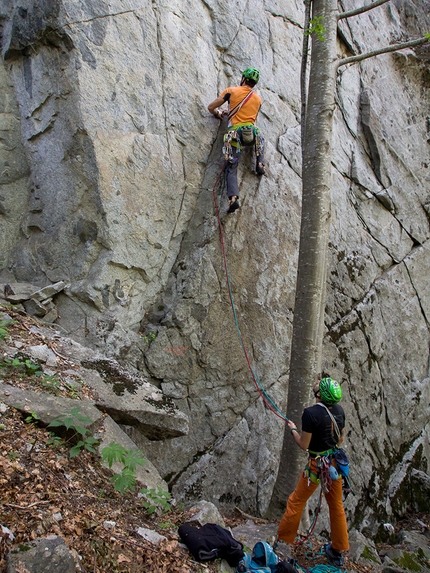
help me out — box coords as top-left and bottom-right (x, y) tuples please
(220, 85), (262, 126)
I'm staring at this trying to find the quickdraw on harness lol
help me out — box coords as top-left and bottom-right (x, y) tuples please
(304, 453), (335, 493)
(222, 126), (264, 162)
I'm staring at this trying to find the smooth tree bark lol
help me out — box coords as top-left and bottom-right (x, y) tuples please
(267, 0), (338, 517)
(267, 0), (429, 518)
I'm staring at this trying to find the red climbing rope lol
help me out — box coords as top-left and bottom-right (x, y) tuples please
(210, 163), (288, 422)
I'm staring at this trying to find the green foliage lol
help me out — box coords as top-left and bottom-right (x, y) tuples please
(0, 319), (14, 341)
(48, 406), (92, 435)
(46, 432), (63, 447)
(361, 545), (378, 562)
(142, 331), (157, 344)
(64, 383), (79, 399)
(7, 451), (20, 461)
(0, 356), (42, 377)
(139, 486), (171, 515)
(101, 442), (146, 471)
(393, 551), (422, 571)
(69, 435), (99, 458)
(158, 520), (175, 530)
(101, 442), (146, 494)
(305, 15), (325, 41)
(24, 411), (40, 424)
(48, 407), (99, 458)
(109, 467), (137, 494)
(425, 33), (430, 40)
(41, 375), (61, 394)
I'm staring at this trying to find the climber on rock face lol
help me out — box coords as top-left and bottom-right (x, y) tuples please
(207, 67), (266, 214)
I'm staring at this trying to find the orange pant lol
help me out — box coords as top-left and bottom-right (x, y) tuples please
(277, 459), (349, 551)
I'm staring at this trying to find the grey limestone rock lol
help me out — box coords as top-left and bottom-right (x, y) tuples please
(6, 535), (76, 573)
(0, 0), (429, 525)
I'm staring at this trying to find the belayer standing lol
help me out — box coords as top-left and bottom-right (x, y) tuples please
(207, 67), (265, 213)
(277, 377), (350, 567)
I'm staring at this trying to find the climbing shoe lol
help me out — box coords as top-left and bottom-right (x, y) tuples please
(324, 543), (344, 567)
(256, 161), (265, 175)
(227, 199), (240, 213)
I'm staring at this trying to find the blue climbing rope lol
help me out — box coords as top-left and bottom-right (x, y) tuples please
(298, 565), (348, 573)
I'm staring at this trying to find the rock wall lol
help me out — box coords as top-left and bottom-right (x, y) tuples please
(0, 0), (429, 531)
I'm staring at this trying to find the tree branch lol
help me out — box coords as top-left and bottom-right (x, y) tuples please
(338, 0), (391, 21)
(336, 36), (429, 69)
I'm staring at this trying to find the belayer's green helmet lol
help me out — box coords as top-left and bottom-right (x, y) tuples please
(242, 67), (260, 83)
(319, 377), (342, 405)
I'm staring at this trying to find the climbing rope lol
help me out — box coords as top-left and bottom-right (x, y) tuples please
(294, 488), (323, 546)
(210, 164), (288, 422)
(210, 165), (329, 546)
(298, 565), (347, 573)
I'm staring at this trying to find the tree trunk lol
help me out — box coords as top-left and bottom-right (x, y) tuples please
(267, 0), (338, 519)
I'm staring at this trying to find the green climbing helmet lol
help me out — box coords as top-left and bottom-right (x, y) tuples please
(242, 67), (260, 83)
(319, 377), (342, 405)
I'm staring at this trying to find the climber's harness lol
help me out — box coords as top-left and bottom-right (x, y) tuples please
(304, 452), (337, 493)
(222, 126), (264, 162)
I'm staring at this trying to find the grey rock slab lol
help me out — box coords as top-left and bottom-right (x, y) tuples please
(231, 520), (279, 551)
(348, 528), (382, 565)
(1, 282), (39, 303)
(27, 344), (58, 367)
(398, 530), (430, 558)
(185, 501), (225, 527)
(82, 358), (189, 440)
(48, 336), (98, 364)
(0, 382), (167, 490)
(136, 527), (167, 545)
(380, 538), (430, 573)
(218, 561), (236, 573)
(0, 382), (102, 427)
(30, 281), (67, 302)
(7, 535), (76, 573)
(23, 298), (49, 318)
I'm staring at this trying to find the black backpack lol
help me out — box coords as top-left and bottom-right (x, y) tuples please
(178, 523), (245, 567)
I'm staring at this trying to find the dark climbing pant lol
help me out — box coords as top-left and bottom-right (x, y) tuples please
(225, 135), (265, 200)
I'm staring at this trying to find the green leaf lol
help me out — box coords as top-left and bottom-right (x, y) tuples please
(84, 443), (97, 453)
(70, 441), (85, 458)
(139, 486), (171, 514)
(73, 424), (89, 437)
(305, 15), (326, 41)
(122, 449), (146, 471)
(110, 468), (136, 494)
(47, 419), (64, 428)
(83, 436), (99, 453)
(101, 442), (128, 468)
(46, 433), (62, 447)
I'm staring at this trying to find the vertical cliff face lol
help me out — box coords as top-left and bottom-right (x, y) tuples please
(0, 0), (429, 528)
